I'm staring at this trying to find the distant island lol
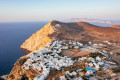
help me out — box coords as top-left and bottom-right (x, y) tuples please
(67, 18), (119, 24)
(1, 20), (120, 80)
(109, 25), (120, 29)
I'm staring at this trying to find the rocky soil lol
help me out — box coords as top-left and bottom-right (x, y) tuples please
(21, 20), (120, 53)
(1, 20), (120, 80)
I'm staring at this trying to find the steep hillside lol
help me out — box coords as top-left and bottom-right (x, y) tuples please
(1, 20), (120, 80)
(21, 20), (120, 53)
(20, 20), (55, 53)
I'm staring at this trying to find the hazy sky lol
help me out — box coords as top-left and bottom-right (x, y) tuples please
(0, 0), (120, 22)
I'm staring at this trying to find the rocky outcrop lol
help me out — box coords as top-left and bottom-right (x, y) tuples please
(21, 20), (55, 53)
(21, 20), (120, 53)
(1, 56), (39, 80)
(2, 20), (120, 80)
(109, 25), (120, 29)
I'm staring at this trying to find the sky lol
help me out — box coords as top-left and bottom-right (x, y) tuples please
(0, 0), (120, 22)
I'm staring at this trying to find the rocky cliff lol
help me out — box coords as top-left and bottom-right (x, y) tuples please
(21, 20), (120, 53)
(1, 20), (120, 80)
(20, 20), (55, 53)
(1, 56), (40, 80)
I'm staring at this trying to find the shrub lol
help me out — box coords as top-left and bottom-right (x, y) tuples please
(9, 74), (15, 79)
(117, 53), (120, 55)
(112, 67), (120, 73)
(89, 52), (103, 58)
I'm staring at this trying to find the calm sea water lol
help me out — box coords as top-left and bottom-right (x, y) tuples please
(0, 22), (48, 76)
(0, 21), (117, 76)
(89, 22), (112, 27)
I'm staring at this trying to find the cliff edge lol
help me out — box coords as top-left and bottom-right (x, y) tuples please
(20, 20), (55, 53)
(21, 20), (120, 53)
(1, 20), (120, 80)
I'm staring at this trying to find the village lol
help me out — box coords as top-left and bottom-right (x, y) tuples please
(22, 40), (120, 80)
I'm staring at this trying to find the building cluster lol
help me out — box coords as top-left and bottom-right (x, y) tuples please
(22, 40), (119, 80)
(104, 41), (117, 45)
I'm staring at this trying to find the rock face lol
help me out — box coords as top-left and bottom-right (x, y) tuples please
(5, 56), (41, 80)
(21, 20), (120, 53)
(109, 25), (120, 29)
(21, 20), (55, 53)
(2, 56), (38, 80)
(2, 20), (120, 80)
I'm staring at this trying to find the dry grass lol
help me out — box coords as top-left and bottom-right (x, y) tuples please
(62, 50), (90, 58)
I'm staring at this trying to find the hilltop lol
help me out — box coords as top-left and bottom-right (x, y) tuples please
(21, 20), (120, 53)
(1, 20), (120, 80)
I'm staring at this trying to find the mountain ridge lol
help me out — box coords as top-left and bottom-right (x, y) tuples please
(21, 20), (120, 53)
(1, 20), (120, 80)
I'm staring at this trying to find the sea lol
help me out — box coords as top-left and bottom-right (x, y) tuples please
(0, 22), (48, 76)
(0, 21), (118, 76)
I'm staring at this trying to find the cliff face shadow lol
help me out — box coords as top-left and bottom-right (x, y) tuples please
(21, 20), (120, 53)
(21, 48), (31, 54)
